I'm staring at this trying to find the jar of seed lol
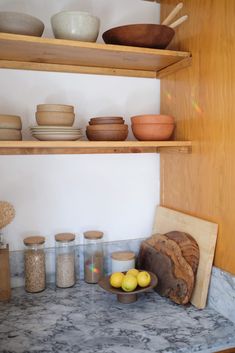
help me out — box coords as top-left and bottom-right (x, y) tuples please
(84, 231), (104, 284)
(23, 236), (46, 293)
(55, 233), (76, 288)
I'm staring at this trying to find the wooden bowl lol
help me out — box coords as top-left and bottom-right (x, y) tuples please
(87, 124), (128, 131)
(37, 104), (74, 113)
(131, 123), (174, 141)
(0, 115), (22, 130)
(131, 114), (174, 125)
(98, 271), (158, 304)
(102, 24), (175, 49)
(86, 129), (128, 141)
(36, 111), (75, 126)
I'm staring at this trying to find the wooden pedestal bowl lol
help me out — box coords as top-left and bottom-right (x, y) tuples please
(98, 271), (158, 304)
(102, 24), (175, 49)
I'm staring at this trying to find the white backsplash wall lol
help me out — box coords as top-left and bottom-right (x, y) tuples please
(0, 0), (161, 251)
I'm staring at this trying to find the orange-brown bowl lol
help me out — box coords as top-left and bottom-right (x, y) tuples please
(87, 124), (128, 131)
(86, 129), (128, 141)
(131, 114), (174, 125)
(131, 123), (174, 141)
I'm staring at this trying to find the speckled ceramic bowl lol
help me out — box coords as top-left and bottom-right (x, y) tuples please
(51, 11), (100, 42)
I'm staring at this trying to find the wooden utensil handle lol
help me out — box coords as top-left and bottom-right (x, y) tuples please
(161, 2), (183, 26)
(169, 15), (188, 29)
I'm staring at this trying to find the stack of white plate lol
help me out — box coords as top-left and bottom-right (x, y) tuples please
(30, 126), (83, 141)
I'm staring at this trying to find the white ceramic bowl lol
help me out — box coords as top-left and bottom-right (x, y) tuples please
(51, 11), (100, 42)
(0, 12), (44, 37)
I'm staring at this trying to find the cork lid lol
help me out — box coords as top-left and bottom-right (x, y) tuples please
(23, 236), (45, 245)
(83, 231), (103, 240)
(55, 233), (75, 242)
(111, 251), (135, 261)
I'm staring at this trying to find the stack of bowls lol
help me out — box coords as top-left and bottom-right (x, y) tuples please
(131, 115), (175, 141)
(31, 104), (83, 141)
(0, 115), (22, 140)
(86, 117), (128, 141)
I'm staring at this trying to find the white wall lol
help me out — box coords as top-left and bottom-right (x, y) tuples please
(0, 0), (161, 251)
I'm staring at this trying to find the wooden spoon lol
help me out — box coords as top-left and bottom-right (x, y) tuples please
(161, 2), (183, 26)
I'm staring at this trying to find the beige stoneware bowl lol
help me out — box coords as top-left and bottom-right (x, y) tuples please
(0, 115), (22, 130)
(0, 129), (22, 141)
(36, 111), (75, 126)
(0, 12), (44, 37)
(37, 104), (74, 113)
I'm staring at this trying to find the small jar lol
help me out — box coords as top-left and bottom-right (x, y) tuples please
(24, 236), (46, 293)
(84, 231), (104, 283)
(55, 233), (76, 288)
(111, 251), (135, 273)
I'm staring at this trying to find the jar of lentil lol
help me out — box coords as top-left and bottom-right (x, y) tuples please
(55, 233), (76, 288)
(23, 236), (46, 293)
(84, 231), (104, 284)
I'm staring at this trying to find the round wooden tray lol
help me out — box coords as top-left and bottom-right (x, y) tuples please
(98, 271), (158, 304)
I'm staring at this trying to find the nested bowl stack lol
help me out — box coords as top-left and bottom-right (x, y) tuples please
(131, 114), (175, 141)
(0, 115), (22, 141)
(86, 117), (128, 141)
(32, 104), (83, 141)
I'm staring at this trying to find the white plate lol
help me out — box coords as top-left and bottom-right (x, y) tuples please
(32, 133), (84, 141)
(30, 126), (82, 131)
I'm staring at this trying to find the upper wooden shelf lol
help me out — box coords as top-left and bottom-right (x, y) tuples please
(0, 33), (191, 79)
(0, 140), (192, 155)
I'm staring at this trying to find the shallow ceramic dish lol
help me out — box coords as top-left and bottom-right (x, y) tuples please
(36, 111), (75, 126)
(86, 129), (128, 141)
(102, 24), (174, 49)
(0, 115), (22, 130)
(37, 104), (74, 113)
(131, 114), (174, 125)
(87, 124), (128, 131)
(0, 12), (44, 37)
(32, 133), (83, 141)
(131, 123), (174, 141)
(30, 126), (81, 131)
(51, 11), (100, 42)
(0, 129), (22, 141)
(98, 271), (158, 304)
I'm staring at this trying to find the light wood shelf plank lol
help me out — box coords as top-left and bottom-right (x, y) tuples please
(0, 141), (192, 155)
(0, 33), (191, 79)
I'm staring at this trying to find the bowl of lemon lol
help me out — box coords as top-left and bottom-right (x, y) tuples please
(98, 269), (158, 304)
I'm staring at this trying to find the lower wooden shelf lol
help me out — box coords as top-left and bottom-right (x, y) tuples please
(0, 141), (192, 155)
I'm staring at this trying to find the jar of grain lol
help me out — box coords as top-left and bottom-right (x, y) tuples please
(23, 236), (46, 293)
(111, 251), (135, 273)
(84, 231), (104, 284)
(55, 233), (76, 288)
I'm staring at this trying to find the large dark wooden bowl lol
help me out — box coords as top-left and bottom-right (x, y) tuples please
(98, 271), (158, 304)
(102, 24), (175, 49)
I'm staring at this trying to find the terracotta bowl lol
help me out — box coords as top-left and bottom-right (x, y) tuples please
(102, 24), (175, 49)
(131, 123), (174, 141)
(131, 114), (174, 125)
(37, 104), (74, 113)
(0, 12), (44, 37)
(86, 129), (128, 141)
(87, 124), (128, 131)
(36, 111), (75, 126)
(89, 117), (124, 125)
(0, 115), (22, 130)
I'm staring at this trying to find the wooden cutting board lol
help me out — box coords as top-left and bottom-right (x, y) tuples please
(153, 206), (218, 309)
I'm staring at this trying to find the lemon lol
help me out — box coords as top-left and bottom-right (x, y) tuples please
(121, 274), (138, 292)
(126, 268), (139, 277)
(137, 271), (151, 288)
(110, 272), (125, 288)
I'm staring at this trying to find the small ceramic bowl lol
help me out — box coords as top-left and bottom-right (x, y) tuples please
(87, 124), (128, 131)
(89, 117), (124, 125)
(37, 104), (74, 113)
(36, 111), (75, 126)
(86, 129), (128, 141)
(0, 12), (44, 37)
(0, 115), (22, 130)
(51, 11), (100, 42)
(0, 129), (22, 141)
(131, 123), (174, 141)
(131, 114), (174, 125)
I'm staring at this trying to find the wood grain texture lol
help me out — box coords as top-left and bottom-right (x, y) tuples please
(160, 0), (235, 274)
(0, 140), (192, 155)
(153, 207), (218, 309)
(0, 33), (190, 78)
(0, 245), (11, 301)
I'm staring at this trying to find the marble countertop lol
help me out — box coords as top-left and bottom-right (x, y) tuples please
(0, 283), (235, 353)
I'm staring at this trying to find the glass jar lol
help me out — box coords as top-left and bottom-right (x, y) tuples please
(111, 251), (135, 273)
(55, 233), (76, 288)
(23, 236), (46, 293)
(84, 231), (104, 283)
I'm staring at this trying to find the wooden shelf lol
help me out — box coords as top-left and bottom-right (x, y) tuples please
(0, 141), (192, 155)
(0, 33), (191, 79)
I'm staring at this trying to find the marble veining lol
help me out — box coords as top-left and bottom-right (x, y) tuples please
(0, 283), (235, 353)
